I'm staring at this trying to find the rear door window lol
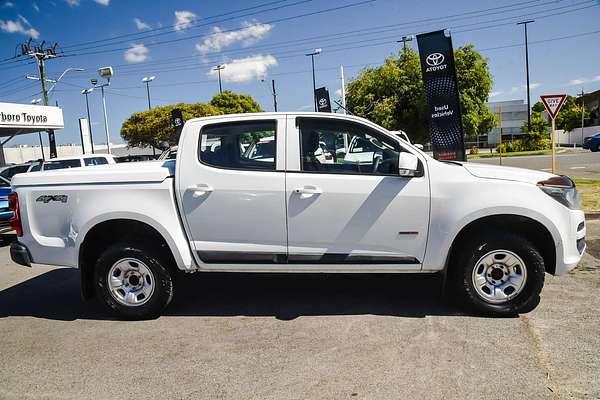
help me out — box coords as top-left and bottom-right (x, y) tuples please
(198, 120), (277, 171)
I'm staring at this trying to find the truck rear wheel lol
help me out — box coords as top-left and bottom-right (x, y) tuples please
(451, 233), (545, 316)
(94, 243), (173, 320)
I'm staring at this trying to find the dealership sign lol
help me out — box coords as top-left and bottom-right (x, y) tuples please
(417, 30), (465, 161)
(0, 102), (64, 131)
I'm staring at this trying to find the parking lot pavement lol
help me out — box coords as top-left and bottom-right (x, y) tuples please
(0, 229), (599, 400)
(471, 149), (600, 179)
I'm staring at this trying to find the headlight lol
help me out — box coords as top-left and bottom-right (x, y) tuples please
(537, 176), (580, 210)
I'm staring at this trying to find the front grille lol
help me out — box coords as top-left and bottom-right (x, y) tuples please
(577, 237), (586, 254)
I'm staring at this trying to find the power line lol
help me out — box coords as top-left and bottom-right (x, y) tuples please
(61, 0), (309, 51)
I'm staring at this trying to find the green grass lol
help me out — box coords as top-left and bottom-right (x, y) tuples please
(467, 149), (561, 159)
(575, 179), (600, 212)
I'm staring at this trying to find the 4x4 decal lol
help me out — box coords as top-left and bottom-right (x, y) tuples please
(36, 195), (68, 204)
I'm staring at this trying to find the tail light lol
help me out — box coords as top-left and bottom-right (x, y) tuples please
(8, 192), (22, 237)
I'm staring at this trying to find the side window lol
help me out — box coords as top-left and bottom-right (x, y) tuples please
(84, 157), (109, 166)
(198, 120), (277, 171)
(43, 159), (82, 171)
(30, 163), (41, 172)
(298, 118), (400, 175)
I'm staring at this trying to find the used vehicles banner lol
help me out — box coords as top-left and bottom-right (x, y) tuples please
(417, 30), (465, 161)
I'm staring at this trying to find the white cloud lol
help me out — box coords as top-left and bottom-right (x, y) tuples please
(335, 88), (342, 97)
(208, 54), (277, 83)
(593, 76), (600, 82)
(94, 0), (110, 5)
(65, 0), (79, 6)
(568, 79), (586, 86)
(529, 82), (541, 89)
(3, 1), (15, 7)
(0, 15), (39, 38)
(489, 91), (503, 98)
(134, 17), (150, 30)
(196, 21), (272, 54)
(174, 10), (197, 31)
(123, 43), (149, 63)
(32, 2), (39, 11)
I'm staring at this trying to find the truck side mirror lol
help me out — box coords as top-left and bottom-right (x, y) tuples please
(414, 144), (424, 150)
(398, 152), (419, 177)
(158, 141), (170, 151)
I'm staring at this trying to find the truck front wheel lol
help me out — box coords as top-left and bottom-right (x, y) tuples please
(451, 233), (545, 316)
(94, 243), (174, 320)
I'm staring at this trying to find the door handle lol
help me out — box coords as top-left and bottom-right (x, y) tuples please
(294, 185), (322, 196)
(188, 184), (214, 197)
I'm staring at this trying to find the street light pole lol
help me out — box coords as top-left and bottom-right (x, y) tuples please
(305, 48), (321, 112)
(271, 79), (278, 112)
(81, 88), (95, 154)
(213, 65), (225, 94)
(517, 20), (534, 132)
(397, 35), (414, 52)
(100, 84), (111, 154)
(142, 76), (156, 155)
(142, 76), (156, 110)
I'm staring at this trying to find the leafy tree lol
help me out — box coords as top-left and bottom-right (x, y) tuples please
(345, 45), (496, 143)
(210, 91), (262, 114)
(532, 101), (545, 113)
(121, 103), (222, 148)
(555, 95), (589, 132)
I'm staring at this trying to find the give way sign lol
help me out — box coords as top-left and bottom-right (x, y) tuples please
(540, 94), (567, 119)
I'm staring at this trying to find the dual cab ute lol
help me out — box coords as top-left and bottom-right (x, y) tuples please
(9, 113), (585, 319)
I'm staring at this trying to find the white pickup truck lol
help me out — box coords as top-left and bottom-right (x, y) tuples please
(9, 112), (585, 319)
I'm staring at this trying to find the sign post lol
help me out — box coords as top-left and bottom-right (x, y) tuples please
(540, 94), (567, 174)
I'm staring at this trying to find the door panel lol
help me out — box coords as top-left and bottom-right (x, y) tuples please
(285, 116), (430, 269)
(177, 117), (287, 266)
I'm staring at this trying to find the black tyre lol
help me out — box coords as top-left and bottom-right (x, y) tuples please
(94, 243), (174, 320)
(591, 144), (598, 152)
(451, 233), (545, 316)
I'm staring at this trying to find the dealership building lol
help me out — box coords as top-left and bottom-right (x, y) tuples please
(486, 100), (528, 145)
(0, 102), (64, 165)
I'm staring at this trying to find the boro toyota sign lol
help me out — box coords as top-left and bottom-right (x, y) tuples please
(417, 30), (465, 161)
(0, 102), (64, 131)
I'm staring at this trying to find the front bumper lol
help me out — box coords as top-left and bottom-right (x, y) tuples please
(554, 209), (586, 275)
(10, 241), (32, 267)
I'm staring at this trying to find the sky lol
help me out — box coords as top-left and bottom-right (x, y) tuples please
(0, 0), (599, 147)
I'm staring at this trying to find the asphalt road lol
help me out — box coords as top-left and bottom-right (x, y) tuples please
(1, 227), (599, 399)
(471, 149), (600, 179)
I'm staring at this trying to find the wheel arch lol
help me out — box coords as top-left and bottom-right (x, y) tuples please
(446, 214), (557, 276)
(77, 217), (181, 300)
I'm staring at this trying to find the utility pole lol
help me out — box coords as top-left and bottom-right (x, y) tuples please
(305, 48), (321, 112)
(397, 35), (414, 52)
(19, 39), (59, 158)
(580, 89), (585, 147)
(213, 64), (225, 94)
(517, 20), (534, 132)
(271, 79), (278, 112)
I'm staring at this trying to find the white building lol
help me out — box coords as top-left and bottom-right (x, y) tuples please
(487, 100), (528, 145)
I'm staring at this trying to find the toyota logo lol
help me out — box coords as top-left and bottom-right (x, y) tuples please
(426, 53), (445, 66)
(318, 98), (328, 107)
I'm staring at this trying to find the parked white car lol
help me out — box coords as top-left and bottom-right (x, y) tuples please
(9, 112), (585, 319)
(35, 154), (116, 171)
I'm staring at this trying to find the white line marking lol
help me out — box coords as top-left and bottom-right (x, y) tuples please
(570, 166), (586, 169)
(541, 168), (552, 171)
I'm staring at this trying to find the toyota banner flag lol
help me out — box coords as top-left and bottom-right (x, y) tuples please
(417, 30), (465, 161)
(315, 87), (332, 113)
(171, 108), (184, 142)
